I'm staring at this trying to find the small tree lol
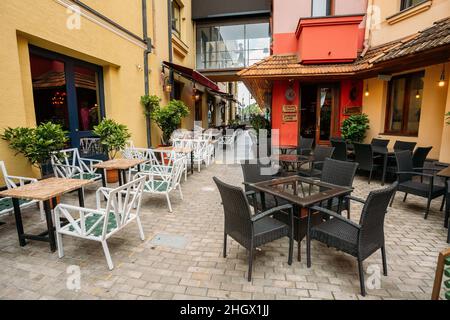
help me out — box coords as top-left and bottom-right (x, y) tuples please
(140, 95), (161, 117)
(93, 119), (131, 159)
(151, 99), (189, 144)
(341, 114), (370, 143)
(1, 122), (68, 174)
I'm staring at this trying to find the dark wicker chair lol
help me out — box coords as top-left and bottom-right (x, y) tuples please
(213, 177), (294, 281)
(353, 143), (382, 184)
(295, 137), (314, 156)
(371, 138), (390, 148)
(319, 158), (359, 219)
(390, 150), (446, 219)
(446, 181), (449, 243)
(241, 160), (284, 210)
(393, 140), (417, 151)
(412, 147), (433, 181)
(330, 139), (348, 162)
(307, 182), (398, 296)
(298, 145), (335, 178)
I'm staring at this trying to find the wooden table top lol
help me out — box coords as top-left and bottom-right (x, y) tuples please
(437, 166), (450, 178)
(0, 178), (93, 201)
(157, 146), (193, 154)
(93, 158), (146, 170)
(251, 176), (352, 208)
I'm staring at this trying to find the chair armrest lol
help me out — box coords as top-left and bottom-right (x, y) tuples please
(95, 187), (114, 208)
(413, 167), (442, 172)
(6, 175), (38, 187)
(80, 157), (102, 164)
(345, 195), (366, 204)
(251, 204), (293, 222)
(310, 205), (361, 230)
(396, 171), (434, 178)
(245, 190), (256, 196)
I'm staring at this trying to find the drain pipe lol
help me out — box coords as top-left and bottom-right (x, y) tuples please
(361, 0), (374, 57)
(167, 0), (174, 100)
(143, 0), (153, 147)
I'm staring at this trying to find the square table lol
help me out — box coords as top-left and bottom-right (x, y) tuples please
(93, 158), (146, 186)
(0, 178), (92, 252)
(157, 146), (194, 174)
(276, 145), (297, 155)
(250, 176), (353, 263)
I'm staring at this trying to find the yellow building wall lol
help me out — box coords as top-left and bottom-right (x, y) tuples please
(370, 0), (450, 46)
(362, 63), (449, 161)
(439, 82), (450, 163)
(0, 0), (196, 182)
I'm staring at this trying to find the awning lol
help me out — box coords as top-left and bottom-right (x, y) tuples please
(163, 61), (221, 92)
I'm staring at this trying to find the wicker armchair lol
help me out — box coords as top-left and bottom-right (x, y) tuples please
(446, 181), (449, 243)
(213, 177), (294, 281)
(298, 146), (335, 178)
(319, 158), (359, 218)
(371, 138), (390, 148)
(307, 182), (397, 296)
(393, 140), (417, 152)
(353, 143), (382, 184)
(390, 150), (446, 219)
(330, 139), (348, 162)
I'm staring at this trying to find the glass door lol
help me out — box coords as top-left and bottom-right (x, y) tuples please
(316, 85), (335, 144)
(29, 46), (105, 157)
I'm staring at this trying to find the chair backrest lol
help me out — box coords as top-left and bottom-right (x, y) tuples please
(353, 143), (373, 171)
(321, 158), (358, 188)
(213, 177), (252, 238)
(395, 150), (414, 183)
(412, 146), (432, 168)
(79, 138), (102, 156)
(0, 161), (12, 189)
(298, 137), (314, 154)
(393, 140), (416, 152)
(371, 138), (390, 147)
(330, 139), (348, 161)
(51, 148), (87, 178)
(241, 161), (274, 191)
(313, 145), (335, 162)
(359, 182), (398, 256)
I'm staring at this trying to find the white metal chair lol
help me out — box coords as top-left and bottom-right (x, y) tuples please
(79, 138), (102, 157)
(0, 161), (44, 221)
(137, 157), (184, 213)
(51, 148), (102, 181)
(218, 129), (238, 148)
(54, 176), (146, 270)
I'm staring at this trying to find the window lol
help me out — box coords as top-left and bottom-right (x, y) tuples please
(312, 0), (332, 17)
(172, 1), (181, 37)
(196, 21), (270, 69)
(400, 0), (426, 11)
(385, 71), (424, 136)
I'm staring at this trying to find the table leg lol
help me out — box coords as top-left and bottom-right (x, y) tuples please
(44, 199), (56, 252)
(122, 169), (128, 185)
(381, 154), (388, 186)
(118, 169), (123, 186)
(306, 207), (311, 268)
(260, 192), (267, 211)
(77, 188), (85, 207)
(12, 198), (26, 247)
(101, 168), (107, 188)
(191, 151), (194, 174)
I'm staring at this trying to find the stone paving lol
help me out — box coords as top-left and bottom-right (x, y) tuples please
(0, 140), (449, 300)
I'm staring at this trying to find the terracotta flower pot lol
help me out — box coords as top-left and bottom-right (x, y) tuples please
(49, 196), (61, 209)
(106, 169), (119, 183)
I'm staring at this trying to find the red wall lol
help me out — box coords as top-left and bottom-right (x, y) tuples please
(338, 79), (363, 134)
(272, 80), (299, 146)
(272, 33), (298, 54)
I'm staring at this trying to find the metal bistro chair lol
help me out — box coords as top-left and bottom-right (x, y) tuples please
(213, 177), (294, 282)
(308, 182), (398, 296)
(319, 158), (359, 219)
(353, 143), (382, 184)
(390, 150), (446, 219)
(51, 148), (102, 182)
(330, 138), (348, 162)
(297, 145), (335, 178)
(54, 176), (146, 270)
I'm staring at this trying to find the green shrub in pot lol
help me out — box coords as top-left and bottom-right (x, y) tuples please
(341, 114), (370, 143)
(151, 99), (189, 145)
(93, 118), (131, 159)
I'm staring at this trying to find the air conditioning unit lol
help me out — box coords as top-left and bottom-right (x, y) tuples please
(378, 74), (392, 81)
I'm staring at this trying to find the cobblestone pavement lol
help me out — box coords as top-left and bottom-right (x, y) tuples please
(0, 141), (448, 300)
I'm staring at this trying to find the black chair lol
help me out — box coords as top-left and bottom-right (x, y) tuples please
(319, 158), (359, 219)
(307, 182), (398, 296)
(241, 160), (283, 210)
(213, 177), (294, 281)
(393, 140), (417, 152)
(390, 150), (446, 218)
(371, 138), (390, 148)
(296, 137), (314, 156)
(330, 139), (348, 162)
(298, 145), (335, 178)
(353, 143), (382, 184)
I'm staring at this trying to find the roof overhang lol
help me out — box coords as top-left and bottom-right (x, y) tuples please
(162, 61), (221, 92)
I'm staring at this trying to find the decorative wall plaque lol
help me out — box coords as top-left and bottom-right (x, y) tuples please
(282, 105), (297, 113)
(282, 113), (298, 122)
(344, 106), (362, 115)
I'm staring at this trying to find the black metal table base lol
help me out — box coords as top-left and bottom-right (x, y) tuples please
(11, 187), (85, 252)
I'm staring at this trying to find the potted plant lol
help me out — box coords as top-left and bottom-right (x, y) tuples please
(1, 122), (68, 177)
(141, 94), (161, 147)
(341, 114), (370, 144)
(250, 114), (271, 157)
(93, 118), (131, 183)
(151, 99), (189, 145)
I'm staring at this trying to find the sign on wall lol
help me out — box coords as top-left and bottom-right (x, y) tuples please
(282, 105), (297, 113)
(282, 105), (297, 122)
(282, 113), (298, 122)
